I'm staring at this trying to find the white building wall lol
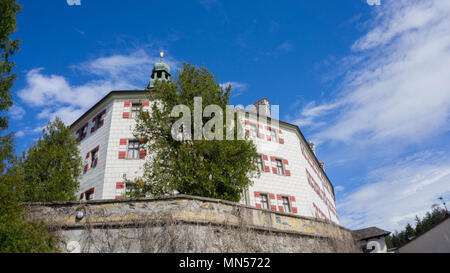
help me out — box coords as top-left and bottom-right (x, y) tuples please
(72, 92), (338, 224)
(73, 100), (113, 200)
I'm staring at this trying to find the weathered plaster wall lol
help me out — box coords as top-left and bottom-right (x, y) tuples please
(25, 195), (360, 253)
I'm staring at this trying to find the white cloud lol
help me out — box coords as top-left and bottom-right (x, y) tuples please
(290, 0), (450, 232)
(18, 50), (177, 125)
(295, 0), (450, 145)
(220, 81), (248, 98)
(15, 130), (24, 138)
(9, 105), (26, 120)
(338, 151), (450, 232)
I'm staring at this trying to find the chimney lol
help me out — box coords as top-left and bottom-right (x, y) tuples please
(319, 161), (325, 171)
(308, 141), (316, 155)
(253, 98), (270, 117)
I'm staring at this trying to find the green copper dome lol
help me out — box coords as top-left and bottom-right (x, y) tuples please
(147, 52), (171, 89)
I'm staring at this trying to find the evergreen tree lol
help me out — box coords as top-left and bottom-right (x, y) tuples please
(131, 63), (260, 202)
(0, 0), (21, 172)
(20, 117), (82, 202)
(386, 206), (448, 248)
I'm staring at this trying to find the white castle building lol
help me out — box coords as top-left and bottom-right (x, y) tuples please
(70, 56), (339, 224)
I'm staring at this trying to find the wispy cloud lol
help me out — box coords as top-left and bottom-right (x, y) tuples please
(9, 105), (26, 120)
(295, 0), (450, 146)
(338, 150), (450, 232)
(18, 50), (179, 125)
(220, 81), (248, 98)
(291, 0), (450, 232)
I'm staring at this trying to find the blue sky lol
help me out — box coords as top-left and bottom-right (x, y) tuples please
(7, 0), (450, 232)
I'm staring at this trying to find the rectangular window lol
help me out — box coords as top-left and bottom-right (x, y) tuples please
(131, 103), (142, 118)
(94, 113), (103, 130)
(127, 140), (140, 159)
(270, 129), (278, 142)
(276, 159), (285, 175)
(282, 196), (291, 213)
(249, 123), (258, 138)
(260, 194), (269, 210)
(257, 155), (264, 171)
(85, 189), (94, 200)
(90, 148), (98, 168)
(78, 124), (88, 141)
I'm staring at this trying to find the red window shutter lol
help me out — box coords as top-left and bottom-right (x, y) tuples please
(84, 164), (88, 173)
(91, 127), (96, 133)
(258, 124), (263, 129)
(118, 151), (126, 159)
(264, 166), (270, 173)
(266, 126), (271, 130)
(258, 133), (264, 139)
(270, 156), (276, 162)
(278, 206), (284, 212)
(277, 194), (282, 200)
(278, 129), (282, 134)
(271, 205), (276, 211)
(99, 120), (104, 127)
(80, 193), (84, 199)
(96, 145), (100, 152)
(272, 167), (278, 174)
(89, 188), (95, 194)
(143, 101), (150, 107)
(116, 182), (124, 189)
(101, 109), (106, 115)
(269, 194), (275, 200)
(283, 159), (289, 165)
(256, 203), (262, 208)
(267, 136), (272, 141)
(115, 196), (122, 199)
(86, 152), (90, 159)
(139, 150), (147, 159)
(92, 117), (97, 123)
(123, 112), (130, 119)
(290, 196), (296, 202)
(254, 192), (260, 198)
(279, 138), (285, 144)
(93, 158), (98, 168)
(124, 102), (131, 107)
(244, 120), (250, 125)
(285, 170), (291, 176)
(120, 139), (128, 145)
(245, 130), (250, 136)
(292, 207), (298, 214)
(263, 155), (268, 161)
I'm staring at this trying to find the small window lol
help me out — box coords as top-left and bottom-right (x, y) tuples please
(85, 189), (94, 200)
(131, 103), (142, 119)
(282, 196), (291, 213)
(127, 140), (140, 159)
(90, 148), (98, 168)
(276, 159), (285, 175)
(270, 129), (278, 142)
(257, 155), (264, 171)
(78, 124), (88, 141)
(95, 113), (103, 129)
(249, 123), (258, 138)
(260, 194), (269, 210)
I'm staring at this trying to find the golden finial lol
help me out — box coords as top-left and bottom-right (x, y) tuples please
(160, 51), (164, 62)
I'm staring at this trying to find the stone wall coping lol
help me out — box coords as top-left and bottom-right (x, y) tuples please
(24, 194), (352, 233)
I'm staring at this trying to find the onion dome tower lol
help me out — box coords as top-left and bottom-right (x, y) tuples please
(147, 52), (171, 89)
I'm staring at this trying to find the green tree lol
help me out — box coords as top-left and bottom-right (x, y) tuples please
(0, 0), (21, 172)
(19, 117), (82, 202)
(386, 206), (448, 248)
(131, 63), (260, 202)
(0, 170), (56, 253)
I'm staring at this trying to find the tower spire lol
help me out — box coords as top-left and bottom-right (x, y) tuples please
(147, 52), (171, 89)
